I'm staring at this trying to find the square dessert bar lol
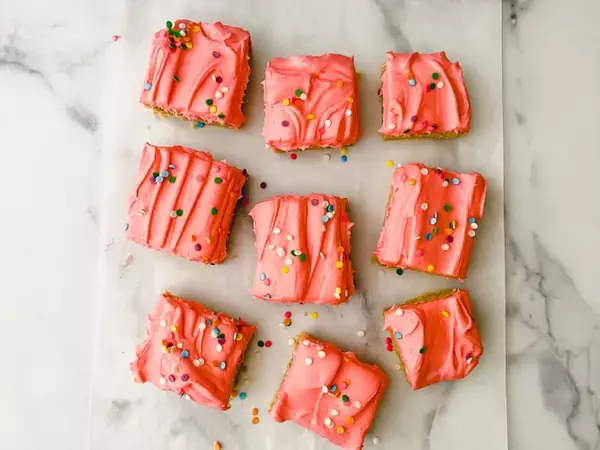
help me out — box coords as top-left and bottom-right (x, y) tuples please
(379, 52), (471, 139)
(140, 20), (251, 128)
(131, 293), (256, 410)
(125, 143), (247, 264)
(249, 194), (355, 304)
(270, 334), (387, 450)
(383, 289), (483, 390)
(374, 163), (486, 279)
(263, 54), (360, 151)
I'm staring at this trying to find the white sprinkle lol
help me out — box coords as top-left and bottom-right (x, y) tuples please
(471, 223), (479, 230)
(318, 351), (326, 359)
(420, 168), (429, 175)
(302, 339), (310, 347)
(372, 436), (381, 445)
(177, 343), (183, 349)
(184, 395), (191, 400)
(305, 357), (313, 366)
(421, 203), (429, 210)
(285, 257), (293, 266)
(273, 227), (281, 235)
(395, 308), (404, 316)
(288, 338), (296, 346)
(286, 234), (293, 241)
(160, 320), (167, 327)
(330, 409), (339, 416)
(354, 401), (362, 409)
(323, 153), (331, 161)
(215, 91), (223, 99)
(279, 323), (286, 329)
(276, 247), (286, 257)
(357, 330), (365, 338)
(323, 201), (329, 208)
(322, 385), (329, 393)
(216, 344), (223, 352)
(212, 74), (216, 82)
(199, 322), (207, 330)
(180, 30), (187, 37)
(300, 93), (307, 101)
(468, 230), (476, 237)
(442, 180), (449, 187)
(442, 243), (450, 251)
(345, 109), (352, 117)
(325, 119), (332, 128)
(437, 81), (444, 89)
(326, 212), (334, 219)
(387, 122), (396, 130)
(221, 87), (229, 93)
(178, 23), (186, 29)
(316, 344), (324, 350)
(324, 417), (332, 427)
(319, 252), (325, 259)
(294, 250), (303, 256)
(334, 293), (341, 300)
(159, 377), (166, 385)
(467, 356), (473, 364)
(267, 244), (275, 250)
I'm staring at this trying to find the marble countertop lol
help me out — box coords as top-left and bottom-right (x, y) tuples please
(1, 0), (598, 449)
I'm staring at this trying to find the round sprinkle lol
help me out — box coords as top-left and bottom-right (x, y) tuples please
(287, 337), (295, 345)
(322, 215), (329, 223)
(427, 264), (435, 272)
(325, 119), (332, 128)
(421, 203), (429, 210)
(285, 257), (293, 266)
(387, 122), (396, 130)
(195, 122), (205, 128)
(420, 168), (429, 175)
(259, 273), (266, 281)
(209, 105), (217, 113)
(199, 322), (206, 330)
(410, 115), (417, 122)
(211, 207), (218, 215)
(259, 181), (267, 189)
(354, 401), (362, 409)
(299, 254), (307, 262)
(346, 416), (355, 425)
(468, 230), (477, 237)
(303, 340), (310, 347)
(220, 87), (229, 94)
(395, 308), (404, 316)
(282, 98), (290, 106)
(305, 357), (313, 366)
(273, 227), (281, 235)
(466, 353), (473, 364)
(373, 436), (381, 445)
(284, 311), (292, 318)
(324, 417), (333, 427)
(444, 204), (452, 212)
(452, 177), (460, 185)
(471, 222), (479, 230)
(429, 83), (436, 90)
(214, 177), (222, 184)
(281, 266), (289, 274)
(156, 176), (164, 183)
(276, 247), (285, 257)
(441, 243), (450, 251)
(307, 113), (315, 120)
(144, 82), (152, 91)
(469, 217), (477, 224)
(357, 330), (365, 337)
(214, 76), (223, 84)
(386, 160), (394, 168)
(337, 80), (344, 88)
(432, 72), (440, 80)
(215, 91), (223, 99)
(330, 408), (339, 416)
(212, 51), (220, 58)
(341, 155), (348, 162)
(290, 153), (297, 160)
(252, 417), (260, 425)
(396, 268), (404, 276)
(251, 407), (259, 416)
(160, 170), (169, 178)
(239, 392), (247, 400)
(394, 331), (403, 339)
(281, 120), (289, 127)
(219, 361), (227, 370)
(205, 99), (214, 106)
(425, 233), (432, 241)
(345, 109), (352, 117)
(166, 21), (173, 29)
(386, 344), (393, 352)
(300, 93), (307, 101)
(168, 374), (177, 382)
(429, 218), (437, 225)
(257, 340), (265, 348)
(335, 261), (344, 269)
(181, 350), (189, 358)
(437, 82), (444, 89)
(408, 78), (416, 86)
(194, 243), (202, 251)
(442, 180), (449, 187)
(265, 340), (272, 348)
(342, 394), (350, 403)
(419, 347), (427, 354)
(336, 426), (345, 434)
(193, 358), (205, 367)
(446, 236), (454, 243)
(318, 350), (326, 359)
(159, 377), (166, 385)
(311, 312), (319, 319)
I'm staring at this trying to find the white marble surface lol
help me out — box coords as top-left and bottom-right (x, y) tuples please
(0, 0), (598, 450)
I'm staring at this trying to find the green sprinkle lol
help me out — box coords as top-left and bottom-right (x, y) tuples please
(396, 268), (403, 276)
(214, 177), (222, 184)
(169, 176), (176, 184)
(432, 72), (440, 80)
(295, 88), (302, 97)
(444, 204), (451, 212)
(173, 76), (180, 83)
(173, 30), (181, 38)
(342, 395), (349, 402)
(175, 209), (183, 217)
(299, 254), (307, 262)
(206, 99), (214, 106)
(166, 20), (173, 29)
(152, 172), (159, 177)
(419, 347), (427, 354)
(217, 114), (225, 119)
(429, 83), (436, 90)
(210, 207), (218, 215)
(432, 227), (439, 235)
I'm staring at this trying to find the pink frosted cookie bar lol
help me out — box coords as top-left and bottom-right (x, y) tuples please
(270, 334), (387, 450)
(249, 194), (355, 304)
(379, 52), (471, 139)
(131, 292), (256, 410)
(383, 289), (483, 390)
(263, 54), (360, 151)
(125, 143), (247, 264)
(374, 163), (486, 279)
(140, 20), (251, 128)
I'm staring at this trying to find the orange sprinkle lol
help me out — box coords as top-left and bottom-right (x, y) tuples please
(444, 228), (453, 235)
(252, 417), (260, 425)
(283, 318), (292, 326)
(408, 179), (416, 185)
(307, 113), (315, 120)
(336, 426), (345, 434)
(251, 408), (259, 416)
(441, 310), (451, 318)
(213, 441), (222, 450)
(427, 264), (435, 273)
(212, 361), (219, 368)
(406, 72), (414, 79)
(337, 80), (344, 88)
(337, 246), (345, 253)
(231, 390), (238, 398)
(193, 25), (201, 32)
(346, 416), (355, 425)
(191, 234), (197, 242)
(347, 96), (354, 103)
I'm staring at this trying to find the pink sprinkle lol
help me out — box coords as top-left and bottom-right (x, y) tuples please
(112, 35), (121, 42)
(339, 382), (348, 390)
(264, 279), (271, 286)
(341, 215), (349, 222)
(265, 340), (272, 348)
(400, 173), (408, 182)
(284, 311), (292, 318)
(196, 174), (204, 182)
(385, 337), (392, 344)
(318, 127), (325, 135)
(415, 249), (424, 257)
(290, 153), (297, 160)
(386, 345), (394, 352)
(214, 166), (221, 173)
(410, 115), (417, 122)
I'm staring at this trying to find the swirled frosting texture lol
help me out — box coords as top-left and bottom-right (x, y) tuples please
(250, 194), (355, 304)
(270, 333), (387, 450)
(263, 54), (360, 151)
(383, 289), (483, 390)
(379, 52), (470, 138)
(125, 143), (247, 264)
(140, 21), (251, 128)
(130, 293), (256, 410)
(374, 163), (486, 279)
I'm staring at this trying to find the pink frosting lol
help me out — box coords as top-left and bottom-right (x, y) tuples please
(374, 163), (486, 279)
(378, 52), (471, 137)
(249, 194), (355, 304)
(263, 54), (360, 151)
(270, 334), (387, 450)
(125, 143), (247, 264)
(383, 289), (483, 390)
(140, 20), (251, 128)
(130, 293), (256, 410)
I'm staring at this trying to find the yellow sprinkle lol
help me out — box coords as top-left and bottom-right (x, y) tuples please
(335, 261), (344, 269)
(310, 312), (319, 320)
(336, 426), (345, 434)
(307, 113), (315, 120)
(346, 416), (355, 425)
(341, 147), (348, 156)
(444, 228), (453, 235)
(186, 43), (193, 49)
(183, 37), (191, 43)
(214, 442), (222, 450)
(282, 98), (290, 106)
(205, 236), (212, 244)
(441, 310), (451, 318)
(281, 266), (289, 274)
(235, 333), (243, 341)
(408, 179), (416, 185)
(209, 105), (217, 113)
(337, 80), (344, 88)
(170, 325), (177, 332)
(347, 96), (354, 103)
(335, 287), (342, 295)
(193, 25), (201, 32)
(386, 160), (394, 168)
(427, 264), (435, 273)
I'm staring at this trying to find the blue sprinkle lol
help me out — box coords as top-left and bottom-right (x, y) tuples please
(161, 170), (169, 178)
(239, 392), (247, 400)
(155, 176), (164, 183)
(330, 384), (337, 392)
(322, 215), (329, 223)
(144, 82), (152, 91)
(181, 350), (189, 358)
(219, 361), (227, 370)
(452, 177), (460, 185)
(408, 79), (416, 86)
(206, 319), (213, 325)
(340, 155), (348, 163)
(469, 217), (476, 224)
(429, 218), (437, 225)
(259, 273), (266, 281)
(168, 164), (176, 169)
(124, 223), (129, 231)
(394, 331), (403, 339)
(425, 233), (432, 240)
(195, 122), (206, 128)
